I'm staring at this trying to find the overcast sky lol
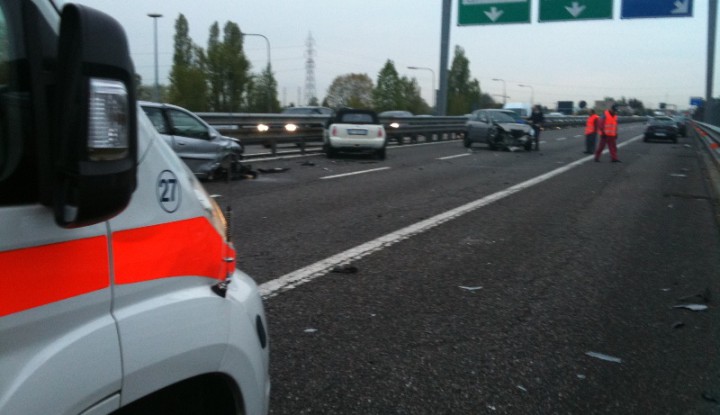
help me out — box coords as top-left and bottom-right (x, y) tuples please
(66, 0), (717, 111)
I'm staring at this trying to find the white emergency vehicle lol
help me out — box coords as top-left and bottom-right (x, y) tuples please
(0, 1), (270, 414)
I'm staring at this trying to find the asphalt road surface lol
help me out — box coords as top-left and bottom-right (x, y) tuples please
(205, 123), (720, 414)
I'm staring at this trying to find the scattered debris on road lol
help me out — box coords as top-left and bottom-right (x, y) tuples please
(672, 304), (708, 311)
(678, 288), (712, 304)
(258, 167), (290, 173)
(300, 161), (316, 167)
(586, 351), (622, 364)
(331, 265), (359, 274)
(671, 321), (686, 329)
(458, 286), (483, 292)
(702, 392), (719, 404)
(304, 328), (318, 333)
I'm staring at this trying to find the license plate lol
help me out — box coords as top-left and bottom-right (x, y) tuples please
(656, 132), (666, 136)
(348, 129), (368, 135)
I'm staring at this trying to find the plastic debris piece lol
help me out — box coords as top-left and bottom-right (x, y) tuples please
(304, 328), (317, 333)
(258, 167), (290, 173)
(678, 288), (712, 304)
(673, 304), (708, 311)
(517, 385), (527, 392)
(331, 265), (358, 274)
(459, 286), (483, 291)
(586, 351), (622, 363)
(702, 392), (719, 404)
(661, 288), (671, 292)
(576, 374), (586, 380)
(300, 161), (316, 166)
(672, 321), (685, 329)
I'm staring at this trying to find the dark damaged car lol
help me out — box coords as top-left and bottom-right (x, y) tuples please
(644, 116), (679, 143)
(464, 109), (534, 151)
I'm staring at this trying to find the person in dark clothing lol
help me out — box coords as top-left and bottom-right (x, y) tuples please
(529, 105), (544, 151)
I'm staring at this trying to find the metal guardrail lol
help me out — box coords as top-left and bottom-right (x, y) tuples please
(197, 113), (469, 155)
(196, 112), (646, 157)
(691, 121), (720, 167)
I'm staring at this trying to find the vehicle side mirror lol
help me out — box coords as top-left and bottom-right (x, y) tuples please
(53, 4), (137, 228)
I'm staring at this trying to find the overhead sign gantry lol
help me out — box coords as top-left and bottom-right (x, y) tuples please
(458, 0), (694, 25)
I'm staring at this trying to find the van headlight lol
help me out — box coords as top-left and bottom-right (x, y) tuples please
(190, 175), (228, 241)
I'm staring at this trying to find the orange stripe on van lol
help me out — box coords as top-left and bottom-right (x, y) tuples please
(0, 236), (109, 317)
(112, 217), (226, 284)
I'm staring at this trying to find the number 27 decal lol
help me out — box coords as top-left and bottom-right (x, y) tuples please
(157, 170), (181, 212)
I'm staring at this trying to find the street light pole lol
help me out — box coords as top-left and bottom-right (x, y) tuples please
(148, 13), (162, 102)
(242, 33), (272, 112)
(706, 0), (717, 122)
(518, 84), (534, 107)
(407, 66), (436, 113)
(492, 78), (506, 105)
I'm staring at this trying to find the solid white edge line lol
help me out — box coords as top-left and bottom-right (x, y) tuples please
(320, 166), (390, 180)
(258, 134), (643, 299)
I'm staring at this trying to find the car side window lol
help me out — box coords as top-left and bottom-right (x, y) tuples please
(0, 1), (37, 205)
(142, 107), (168, 134)
(167, 109), (210, 140)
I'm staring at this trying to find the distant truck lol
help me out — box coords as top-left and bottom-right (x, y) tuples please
(557, 101), (574, 115)
(502, 102), (532, 117)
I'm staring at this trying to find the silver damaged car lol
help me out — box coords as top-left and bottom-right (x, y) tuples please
(140, 101), (244, 180)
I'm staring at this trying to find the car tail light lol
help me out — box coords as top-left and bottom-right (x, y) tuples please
(377, 128), (384, 138)
(332, 127), (337, 136)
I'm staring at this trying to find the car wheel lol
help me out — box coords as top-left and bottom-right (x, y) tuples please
(463, 136), (472, 148)
(324, 143), (336, 158)
(216, 154), (239, 182)
(524, 141), (533, 151)
(487, 128), (499, 151)
(376, 147), (386, 160)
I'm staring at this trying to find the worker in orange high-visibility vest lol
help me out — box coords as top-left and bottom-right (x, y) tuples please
(584, 109), (600, 154)
(594, 104), (621, 163)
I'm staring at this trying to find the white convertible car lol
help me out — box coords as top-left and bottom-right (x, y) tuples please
(324, 108), (387, 160)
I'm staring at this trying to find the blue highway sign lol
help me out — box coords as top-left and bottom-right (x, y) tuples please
(621, 0), (693, 19)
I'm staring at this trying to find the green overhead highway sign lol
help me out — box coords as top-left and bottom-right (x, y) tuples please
(539, 0), (613, 22)
(458, 0), (530, 25)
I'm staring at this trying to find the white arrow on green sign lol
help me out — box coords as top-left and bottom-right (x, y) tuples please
(458, 0), (530, 26)
(539, 0), (613, 22)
